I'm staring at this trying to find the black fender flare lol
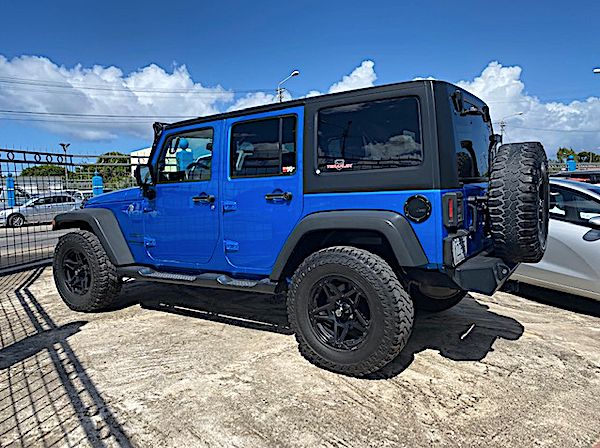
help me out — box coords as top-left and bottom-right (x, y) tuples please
(53, 209), (135, 266)
(270, 210), (429, 280)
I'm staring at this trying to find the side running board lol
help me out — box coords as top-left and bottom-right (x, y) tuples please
(117, 266), (277, 295)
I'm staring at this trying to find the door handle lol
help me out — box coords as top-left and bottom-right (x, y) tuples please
(265, 192), (293, 202)
(192, 194), (215, 204)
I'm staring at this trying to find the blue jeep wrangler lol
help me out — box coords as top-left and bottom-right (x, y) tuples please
(52, 80), (549, 376)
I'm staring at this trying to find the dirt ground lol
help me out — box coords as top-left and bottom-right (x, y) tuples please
(0, 267), (599, 448)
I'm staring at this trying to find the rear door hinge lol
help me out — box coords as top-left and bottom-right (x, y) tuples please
(224, 240), (239, 252)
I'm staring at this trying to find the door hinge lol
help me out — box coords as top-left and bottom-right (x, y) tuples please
(144, 237), (156, 247)
(224, 240), (239, 252)
(223, 201), (237, 212)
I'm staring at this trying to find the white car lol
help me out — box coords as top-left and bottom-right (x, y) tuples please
(512, 179), (600, 301)
(0, 192), (80, 227)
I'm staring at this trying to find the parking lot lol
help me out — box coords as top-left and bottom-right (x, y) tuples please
(0, 266), (598, 447)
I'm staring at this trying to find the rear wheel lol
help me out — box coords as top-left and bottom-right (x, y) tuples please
(53, 230), (121, 312)
(488, 142), (549, 263)
(411, 284), (467, 312)
(7, 214), (25, 228)
(287, 246), (413, 376)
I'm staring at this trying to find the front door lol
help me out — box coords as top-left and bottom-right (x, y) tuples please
(222, 108), (303, 273)
(143, 122), (221, 268)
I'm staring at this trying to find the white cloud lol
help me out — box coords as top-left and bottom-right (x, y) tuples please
(328, 60), (377, 94)
(0, 55), (233, 140)
(1, 55), (600, 155)
(456, 61), (600, 153)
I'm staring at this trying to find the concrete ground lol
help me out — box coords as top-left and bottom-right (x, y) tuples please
(0, 267), (598, 448)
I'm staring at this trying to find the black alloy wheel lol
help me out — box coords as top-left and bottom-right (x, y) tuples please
(62, 248), (92, 296)
(308, 276), (371, 351)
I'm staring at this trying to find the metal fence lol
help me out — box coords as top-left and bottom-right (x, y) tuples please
(0, 148), (143, 272)
(1, 147), (599, 273)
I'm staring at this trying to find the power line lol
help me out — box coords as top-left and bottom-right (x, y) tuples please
(0, 109), (197, 119)
(0, 75), (270, 94)
(510, 125), (600, 133)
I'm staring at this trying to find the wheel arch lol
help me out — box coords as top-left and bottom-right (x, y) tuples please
(270, 210), (429, 281)
(53, 208), (134, 266)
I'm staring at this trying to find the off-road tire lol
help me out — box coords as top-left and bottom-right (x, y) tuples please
(411, 285), (467, 312)
(287, 246), (414, 376)
(7, 213), (25, 228)
(53, 230), (121, 312)
(488, 142), (549, 263)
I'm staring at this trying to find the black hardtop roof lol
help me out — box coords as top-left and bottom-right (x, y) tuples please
(163, 79), (476, 130)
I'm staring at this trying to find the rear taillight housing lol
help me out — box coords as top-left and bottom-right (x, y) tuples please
(442, 192), (464, 229)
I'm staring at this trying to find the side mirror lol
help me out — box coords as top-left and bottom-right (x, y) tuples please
(134, 164), (156, 199)
(589, 216), (600, 229)
(134, 164), (154, 187)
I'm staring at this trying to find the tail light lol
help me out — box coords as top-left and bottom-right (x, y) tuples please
(442, 192), (464, 229)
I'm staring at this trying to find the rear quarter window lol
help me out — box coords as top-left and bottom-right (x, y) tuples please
(316, 97), (422, 173)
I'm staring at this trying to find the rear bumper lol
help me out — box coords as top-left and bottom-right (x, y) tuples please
(449, 254), (517, 295)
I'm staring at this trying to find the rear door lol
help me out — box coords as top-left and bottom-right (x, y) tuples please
(222, 107), (303, 273)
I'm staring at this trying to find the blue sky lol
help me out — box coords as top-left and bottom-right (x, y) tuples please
(1, 0), (600, 155)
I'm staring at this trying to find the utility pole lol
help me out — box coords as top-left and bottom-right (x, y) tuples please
(276, 70), (300, 102)
(497, 112), (524, 139)
(60, 142), (70, 189)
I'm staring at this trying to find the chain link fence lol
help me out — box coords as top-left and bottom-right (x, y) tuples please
(0, 148), (145, 272)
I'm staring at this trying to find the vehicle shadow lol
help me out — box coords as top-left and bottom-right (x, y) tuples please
(505, 281), (600, 318)
(121, 282), (524, 379)
(366, 295), (524, 379)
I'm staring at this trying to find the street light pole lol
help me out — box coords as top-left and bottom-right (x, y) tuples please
(276, 70), (300, 102)
(59, 142), (70, 189)
(498, 112), (524, 139)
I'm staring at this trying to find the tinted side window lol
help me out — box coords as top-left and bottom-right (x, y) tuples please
(158, 128), (214, 183)
(230, 116), (297, 178)
(550, 185), (600, 226)
(317, 97), (422, 173)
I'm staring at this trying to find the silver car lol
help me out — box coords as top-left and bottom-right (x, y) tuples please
(512, 179), (600, 301)
(0, 193), (80, 228)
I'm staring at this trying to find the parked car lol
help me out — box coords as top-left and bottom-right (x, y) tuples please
(0, 192), (80, 228)
(552, 169), (600, 185)
(51, 80), (550, 376)
(512, 179), (600, 301)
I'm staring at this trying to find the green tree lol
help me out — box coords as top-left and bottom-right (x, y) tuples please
(20, 164), (65, 177)
(577, 151), (600, 163)
(556, 147), (577, 162)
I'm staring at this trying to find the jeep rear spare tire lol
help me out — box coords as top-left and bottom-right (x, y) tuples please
(287, 246), (414, 376)
(488, 142), (549, 263)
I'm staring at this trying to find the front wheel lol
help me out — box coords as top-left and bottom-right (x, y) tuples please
(53, 230), (121, 312)
(287, 246), (414, 376)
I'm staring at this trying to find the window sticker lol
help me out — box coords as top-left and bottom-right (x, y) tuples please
(326, 159), (353, 171)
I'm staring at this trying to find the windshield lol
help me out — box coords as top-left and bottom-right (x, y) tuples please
(452, 99), (492, 182)
(23, 198), (36, 207)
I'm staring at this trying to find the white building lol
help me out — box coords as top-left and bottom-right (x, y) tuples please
(130, 147), (151, 175)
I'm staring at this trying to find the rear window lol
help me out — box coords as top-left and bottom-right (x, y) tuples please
(317, 97), (422, 173)
(452, 99), (492, 182)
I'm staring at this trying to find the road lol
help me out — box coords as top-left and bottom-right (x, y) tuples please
(0, 267), (599, 447)
(0, 224), (65, 269)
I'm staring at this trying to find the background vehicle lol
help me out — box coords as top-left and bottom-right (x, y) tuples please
(552, 169), (600, 185)
(512, 179), (600, 301)
(51, 80), (549, 376)
(0, 192), (80, 228)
